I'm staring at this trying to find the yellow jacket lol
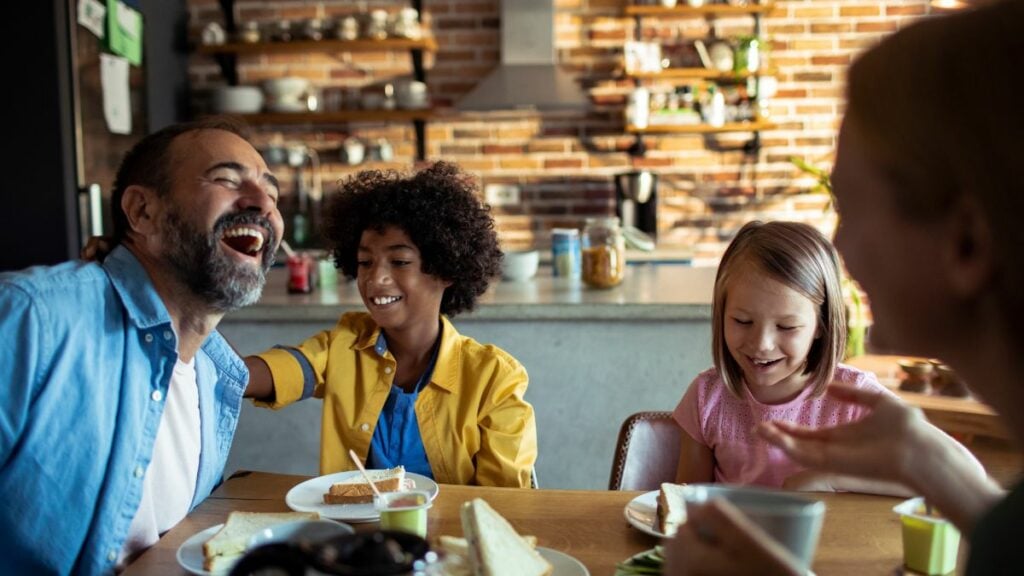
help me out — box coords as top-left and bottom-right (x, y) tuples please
(254, 312), (537, 487)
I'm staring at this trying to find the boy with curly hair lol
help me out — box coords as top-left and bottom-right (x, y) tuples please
(245, 162), (537, 487)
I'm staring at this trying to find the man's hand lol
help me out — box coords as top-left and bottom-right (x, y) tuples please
(80, 236), (114, 262)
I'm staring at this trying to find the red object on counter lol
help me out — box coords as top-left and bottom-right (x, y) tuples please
(287, 254), (315, 294)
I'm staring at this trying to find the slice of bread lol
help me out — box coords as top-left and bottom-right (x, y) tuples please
(438, 534), (538, 558)
(201, 511), (319, 571)
(322, 466), (406, 504)
(657, 482), (688, 536)
(460, 498), (552, 576)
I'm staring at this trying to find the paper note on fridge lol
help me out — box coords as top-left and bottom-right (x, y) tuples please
(100, 53), (132, 135)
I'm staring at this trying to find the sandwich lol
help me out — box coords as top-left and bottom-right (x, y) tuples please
(459, 498), (552, 576)
(323, 465), (408, 504)
(656, 482), (688, 536)
(202, 510), (319, 573)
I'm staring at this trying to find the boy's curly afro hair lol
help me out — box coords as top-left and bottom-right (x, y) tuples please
(322, 161), (503, 317)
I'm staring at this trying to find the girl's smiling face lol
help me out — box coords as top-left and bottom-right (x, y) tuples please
(356, 226), (451, 333)
(723, 266), (821, 404)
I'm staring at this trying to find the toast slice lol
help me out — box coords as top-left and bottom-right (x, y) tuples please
(460, 498), (552, 576)
(437, 534), (538, 558)
(202, 510), (319, 571)
(657, 482), (688, 536)
(322, 466), (407, 504)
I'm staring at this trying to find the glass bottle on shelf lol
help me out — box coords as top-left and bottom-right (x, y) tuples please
(582, 217), (626, 289)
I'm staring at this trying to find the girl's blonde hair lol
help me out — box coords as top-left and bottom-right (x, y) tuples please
(712, 221), (846, 398)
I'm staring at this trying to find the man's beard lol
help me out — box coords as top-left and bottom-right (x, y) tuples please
(162, 208), (277, 312)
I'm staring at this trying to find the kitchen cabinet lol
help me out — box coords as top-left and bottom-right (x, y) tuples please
(196, 1), (434, 161)
(622, 2), (775, 154)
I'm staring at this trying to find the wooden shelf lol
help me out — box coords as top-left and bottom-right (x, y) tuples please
(196, 37), (438, 56)
(627, 119), (775, 134)
(237, 109), (436, 125)
(626, 68), (773, 80)
(625, 3), (774, 17)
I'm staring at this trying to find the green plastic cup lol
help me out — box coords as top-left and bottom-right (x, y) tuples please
(375, 490), (432, 537)
(893, 497), (960, 575)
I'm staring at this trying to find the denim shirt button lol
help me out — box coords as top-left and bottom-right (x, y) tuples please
(151, 390), (163, 402)
(108, 550), (117, 562)
(144, 333), (154, 343)
(163, 330), (172, 340)
(134, 465), (144, 478)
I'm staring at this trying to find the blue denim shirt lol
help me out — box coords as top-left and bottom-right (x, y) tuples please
(364, 331), (437, 478)
(0, 246), (247, 575)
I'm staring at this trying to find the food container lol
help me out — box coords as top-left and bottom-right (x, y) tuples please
(582, 217), (626, 288)
(374, 491), (432, 537)
(551, 228), (581, 279)
(893, 497), (961, 575)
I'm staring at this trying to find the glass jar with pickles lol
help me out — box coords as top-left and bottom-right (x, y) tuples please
(581, 217), (626, 288)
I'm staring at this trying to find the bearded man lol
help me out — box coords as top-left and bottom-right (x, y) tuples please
(0, 117), (283, 575)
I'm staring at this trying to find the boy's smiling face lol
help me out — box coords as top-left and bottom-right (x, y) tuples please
(356, 226), (451, 333)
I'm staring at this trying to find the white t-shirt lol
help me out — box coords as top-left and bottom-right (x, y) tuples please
(117, 357), (202, 568)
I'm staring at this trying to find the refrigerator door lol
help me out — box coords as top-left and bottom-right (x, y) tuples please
(69, 0), (148, 244)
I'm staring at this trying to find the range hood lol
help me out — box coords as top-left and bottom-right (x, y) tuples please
(456, 0), (589, 112)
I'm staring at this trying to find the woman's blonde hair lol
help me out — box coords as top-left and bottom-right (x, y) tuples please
(712, 221), (846, 398)
(845, 0), (1024, 346)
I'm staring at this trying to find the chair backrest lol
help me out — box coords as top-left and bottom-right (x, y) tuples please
(608, 411), (682, 491)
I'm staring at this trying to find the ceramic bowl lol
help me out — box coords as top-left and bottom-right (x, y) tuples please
(262, 77), (311, 101)
(502, 250), (540, 282)
(897, 359), (934, 378)
(210, 85), (264, 113)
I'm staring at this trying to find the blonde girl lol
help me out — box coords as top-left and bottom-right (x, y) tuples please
(672, 220), (903, 492)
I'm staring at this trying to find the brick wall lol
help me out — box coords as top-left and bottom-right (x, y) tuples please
(186, 0), (935, 258)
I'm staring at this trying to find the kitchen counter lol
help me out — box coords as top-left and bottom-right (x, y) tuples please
(228, 263), (717, 322)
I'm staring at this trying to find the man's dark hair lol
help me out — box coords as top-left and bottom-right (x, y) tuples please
(323, 162), (503, 317)
(110, 116), (252, 243)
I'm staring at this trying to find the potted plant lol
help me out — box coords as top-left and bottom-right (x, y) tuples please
(791, 156), (868, 359)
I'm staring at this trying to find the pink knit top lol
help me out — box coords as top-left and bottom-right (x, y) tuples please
(673, 364), (893, 488)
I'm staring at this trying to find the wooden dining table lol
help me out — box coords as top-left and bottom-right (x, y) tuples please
(124, 471), (935, 575)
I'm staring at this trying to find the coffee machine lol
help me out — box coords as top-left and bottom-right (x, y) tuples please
(615, 171), (658, 239)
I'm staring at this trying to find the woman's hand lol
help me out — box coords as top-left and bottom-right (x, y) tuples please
(758, 383), (1002, 534)
(664, 498), (803, 576)
(757, 384), (929, 487)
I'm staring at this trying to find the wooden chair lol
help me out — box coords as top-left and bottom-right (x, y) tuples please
(608, 411), (682, 491)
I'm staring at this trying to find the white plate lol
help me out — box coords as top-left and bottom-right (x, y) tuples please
(538, 546), (590, 576)
(176, 524), (223, 576)
(285, 471), (439, 523)
(624, 490), (665, 538)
